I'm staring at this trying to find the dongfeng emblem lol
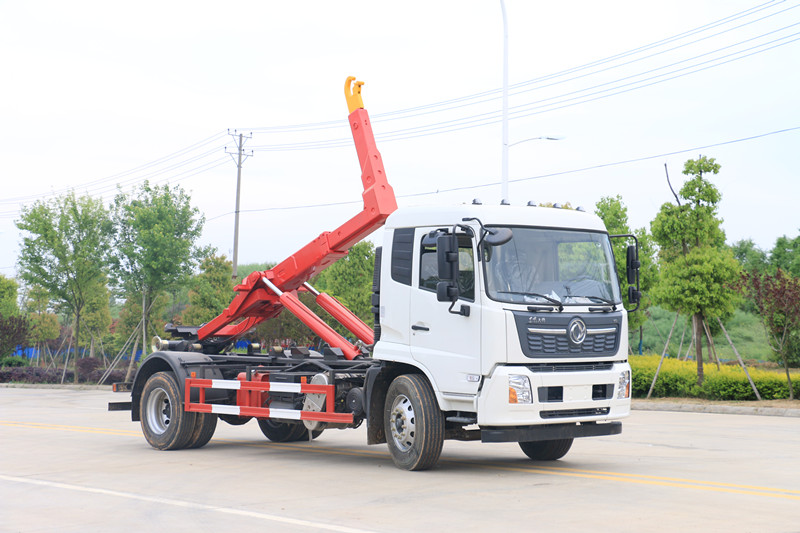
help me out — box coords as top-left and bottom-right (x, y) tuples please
(568, 317), (587, 345)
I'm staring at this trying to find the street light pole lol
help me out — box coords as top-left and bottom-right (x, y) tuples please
(501, 0), (509, 204)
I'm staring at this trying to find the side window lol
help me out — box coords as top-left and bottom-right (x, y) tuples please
(391, 228), (415, 286)
(419, 235), (475, 301)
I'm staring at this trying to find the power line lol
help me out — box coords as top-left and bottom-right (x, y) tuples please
(204, 126), (800, 221)
(243, 0), (795, 133)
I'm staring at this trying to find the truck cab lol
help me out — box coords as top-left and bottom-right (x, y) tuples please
(371, 202), (632, 461)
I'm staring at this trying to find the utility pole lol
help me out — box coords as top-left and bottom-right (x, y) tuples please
(226, 130), (253, 281)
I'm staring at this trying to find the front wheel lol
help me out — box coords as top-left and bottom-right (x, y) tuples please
(519, 438), (573, 461)
(140, 371), (196, 450)
(384, 374), (444, 471)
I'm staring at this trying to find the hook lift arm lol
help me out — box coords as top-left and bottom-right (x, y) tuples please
(196, 78), (397, 359)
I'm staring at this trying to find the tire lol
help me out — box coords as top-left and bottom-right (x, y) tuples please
(257, 419), (307, 442)
(384, 374), (444, 471)
(140, 371), (197, 450)
(519, 438), (573, 461)
(185, 413), (218, 449)
(219, 414), (252, 426)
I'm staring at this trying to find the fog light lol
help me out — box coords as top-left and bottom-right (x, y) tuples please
(509, 375), (532, 404)
(617, 370), (631, 399)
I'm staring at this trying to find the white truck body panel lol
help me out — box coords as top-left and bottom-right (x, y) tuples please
(373, 202), (632, 423)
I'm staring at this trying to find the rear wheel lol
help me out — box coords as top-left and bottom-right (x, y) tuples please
(519, 438), (573, 461)
(140, 371), (196, 450)
(185, 413), (217, 449)
(219, 414), (252, 426)
(257, 419), (307, 442)
(384, 374), (444, 471)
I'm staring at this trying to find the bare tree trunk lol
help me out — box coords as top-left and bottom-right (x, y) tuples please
(73, 310), (81, 384)
(124, 337), (140, 383)
(701, 319), (721, 371)
(61, 337), (73, 385)
(694, 313), (704, 385)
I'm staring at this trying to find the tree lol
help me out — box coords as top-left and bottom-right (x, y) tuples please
(110, 181), (205, 362)
(80, 278), (112, 357)
(0, 274), (20, 317)
(16, 192), (112, 381)
(738, 269), (800, 399)
(25, 285), (60, 364)
(182, 255), (235, 326)
(650, 156), (739, 384)
(595, 195), (658, 349)
(0, 314), (29, 358)
(731, 239), (768, 274)
(769, 233), (800, 277)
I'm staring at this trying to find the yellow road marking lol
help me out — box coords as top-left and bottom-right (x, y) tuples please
(4, 419), (798, 501)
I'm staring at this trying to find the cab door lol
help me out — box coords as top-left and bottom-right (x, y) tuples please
(408, 228), (482, 395)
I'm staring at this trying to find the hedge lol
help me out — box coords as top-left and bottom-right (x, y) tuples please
(630, 354), (797, 401)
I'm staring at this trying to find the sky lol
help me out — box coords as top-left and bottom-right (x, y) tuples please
(1, 0), (798, 279)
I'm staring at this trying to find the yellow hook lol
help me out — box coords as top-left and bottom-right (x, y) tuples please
(345, 76), (365, 114)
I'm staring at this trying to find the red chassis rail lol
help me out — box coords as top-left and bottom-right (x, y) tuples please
(184, 376), (354, 424)
(197, 78), (397, 360)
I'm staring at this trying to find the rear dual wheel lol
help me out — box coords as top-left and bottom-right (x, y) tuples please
(140, 371), (216, 450)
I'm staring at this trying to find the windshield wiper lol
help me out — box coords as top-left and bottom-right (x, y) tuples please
(575, 295), (617, 312)
(496, 291), (564, 311)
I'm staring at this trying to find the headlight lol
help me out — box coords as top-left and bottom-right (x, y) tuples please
(508, 374), (533, 404)
(617, 370), (631, 399)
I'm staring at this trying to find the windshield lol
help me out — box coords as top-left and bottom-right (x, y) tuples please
(483, 227), (621, 306)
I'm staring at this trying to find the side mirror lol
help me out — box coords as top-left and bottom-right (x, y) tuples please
(437, 280), (459, 302)
(628, 285), (641, 305)
(484, 227), (513, 246)
(437, 234), (459, 281)
(626, 245), (640, 285)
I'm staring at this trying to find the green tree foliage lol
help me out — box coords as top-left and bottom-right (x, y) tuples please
(182, 255), (235, 326)
(0, 314), (29, 357)
(25, 285), (60, 353)
(0, 275), (20, 317)
(731, 239), (769, 274)
(650, 156), (740, 384)
(594, 196), (658, 336)
(769, 234), (800, 277)
(79, 279), (112, 354)
(16, 192), (112, 381)
(110, 181), (204, 358)
(738, 269), (800, 399)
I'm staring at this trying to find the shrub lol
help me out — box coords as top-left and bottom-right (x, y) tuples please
(0, 356), (28, 368)
(0, 367), (69, 384)
(76, 357), (103, 379)
(630, 354), (797, 400)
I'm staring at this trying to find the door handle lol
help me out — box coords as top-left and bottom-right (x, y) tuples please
(411, 325), (430, 331)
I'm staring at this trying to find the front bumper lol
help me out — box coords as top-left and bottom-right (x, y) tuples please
(476, 361), (631, 426)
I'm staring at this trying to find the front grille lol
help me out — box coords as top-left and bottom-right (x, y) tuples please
(528, 330), (617, 355)
(540, 407), (610, 419)
(528, 362), (614, 373)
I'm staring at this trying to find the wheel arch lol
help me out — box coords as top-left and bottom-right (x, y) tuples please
(130, 351), (217, 422)
(365, 361), (438, 445)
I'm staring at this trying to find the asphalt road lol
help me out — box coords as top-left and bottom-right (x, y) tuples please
(1, 387), (798, 533)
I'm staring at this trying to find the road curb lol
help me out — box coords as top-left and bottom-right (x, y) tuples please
(632, 401), (800, 418)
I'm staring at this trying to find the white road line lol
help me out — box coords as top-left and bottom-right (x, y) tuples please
(0, 474), (376, 533)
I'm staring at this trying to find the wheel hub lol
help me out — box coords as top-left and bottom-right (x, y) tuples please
(389, 394), (415, 452)
(145, 387), (171, 435)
